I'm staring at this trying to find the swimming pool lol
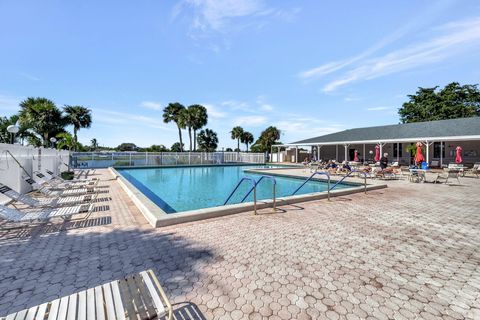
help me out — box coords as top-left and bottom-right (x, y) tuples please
(117, 165), (353, 213)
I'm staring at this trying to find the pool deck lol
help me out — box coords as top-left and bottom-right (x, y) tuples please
(1, 168), (480, 319)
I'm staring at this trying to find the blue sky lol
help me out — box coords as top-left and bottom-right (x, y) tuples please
(1, 0), (480, 149)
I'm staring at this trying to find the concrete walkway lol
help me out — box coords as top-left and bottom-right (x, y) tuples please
(0, 169), (479, 319)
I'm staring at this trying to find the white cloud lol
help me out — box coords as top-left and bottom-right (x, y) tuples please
(233, 115), (267, 126)
(93, 109), (173, 130)
(274, 117), (346, 143)
(221, 100), (251, 111)
(172, 0), (301, 39)
(260, 104), (274, 112)
(321, 17), (480, 92)
(218, 98), (275, 113)
(298, 15), (423, 81)
(19, 73), (40, 81)
(204, 103), (227, 118)
(140, 101), (163, 110)
(255, 95), (274, 112)
(344, 97), (361, 102)
(366, 106), (392, 111)
(174, 0), (265, 32)
(0, 94), (21, 112)
(299, 1), (456, 81)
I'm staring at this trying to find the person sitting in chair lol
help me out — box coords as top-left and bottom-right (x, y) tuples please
(325, 160), (337, 169)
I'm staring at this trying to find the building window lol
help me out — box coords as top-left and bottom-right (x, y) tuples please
(433, 142), (445, 158)
(393, 143), (403, 158)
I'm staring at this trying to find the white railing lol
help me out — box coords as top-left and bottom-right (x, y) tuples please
(0, 143), (70, 193)
(71, 152), (266, 168)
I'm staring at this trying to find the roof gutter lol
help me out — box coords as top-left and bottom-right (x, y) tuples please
(285, 135), (480, 146)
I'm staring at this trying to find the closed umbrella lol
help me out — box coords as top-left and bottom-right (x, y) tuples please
(455, 146), (463, 164)
(374, 145), (380, 162)
(354, 150), (359, 162)
(414, 142), (425, 165)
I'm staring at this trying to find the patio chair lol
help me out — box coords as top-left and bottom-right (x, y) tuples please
(430, 160), (439, 168)
(375, 169), (397, 180)
(23, 176), (100, 198)
(33, 171), (99, 189)
(424, 171), (440, 183)
(0, 183), (97, 208)
(437, 169), (461, 184)
(466, 163), (480, 178)
(0, 203), (94, 230)
(408, 169), (425, 183)
(0, 269), (173, 320)
(43, 168), (99, 183)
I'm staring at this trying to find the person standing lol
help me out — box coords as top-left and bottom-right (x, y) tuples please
(380, 153), (389, 170)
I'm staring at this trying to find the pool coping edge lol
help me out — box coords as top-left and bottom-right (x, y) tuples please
(109, 167), (387, 228)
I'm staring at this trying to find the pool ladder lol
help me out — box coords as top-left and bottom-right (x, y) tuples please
(292, 170), (368, 199)
(224, 175), (277, 214)
(329, 170), (367, 194)
(291, 172), (331, 200)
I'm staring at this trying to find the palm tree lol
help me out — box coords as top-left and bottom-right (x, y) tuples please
(197, 129), (218, 152)
(91, 138), (98, 151)
(257, 126), (281, 154)
(188, 104), (208, 151)
(182, 107), (195, 152)
(163, 103), (186, 152)
(56, 132), (77, 151)
(18, 97), (66, 147)
(170, 142), (184, 152)
(230, 126), (244, 152)
(241, 131), (254, 152)
(64, 105), (92, 151)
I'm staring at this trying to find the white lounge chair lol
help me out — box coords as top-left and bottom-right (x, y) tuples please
(33, 171), (98, 189)
(437, 169), (461, 184)
(430, 160), (439, 168)
(408, 169), (425, 183)
(0, 183), (97, 208)
(43, 169), (98, 184)
(466, 163), (480, 178)
(0, 203), (94, 230)
(0, 269), (173, 320)
(23, 176), (100, 198)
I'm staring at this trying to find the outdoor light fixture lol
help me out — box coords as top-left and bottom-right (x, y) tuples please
(6, 122), (19, 144)
(50, 137), (57, 148)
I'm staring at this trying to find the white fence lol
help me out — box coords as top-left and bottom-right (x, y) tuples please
(71, 152), (266, 168)
(0, 143), (70, 194)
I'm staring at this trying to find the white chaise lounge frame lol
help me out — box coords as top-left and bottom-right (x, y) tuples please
(0, 269), (173, 320)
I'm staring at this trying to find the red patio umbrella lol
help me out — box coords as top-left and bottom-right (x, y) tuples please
(455, 146), (463, 164)
(374, 145), (380, 162)
(354, 150), (359, 162)
(414, 142), (425, 164)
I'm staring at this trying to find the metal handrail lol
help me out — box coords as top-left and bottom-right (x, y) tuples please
(224, 177), (258, 213)
(329, 170), (367, 194)
(292, 171), (331, 200)
(4, 150), (31, 177)
(241, 175), (277, 212)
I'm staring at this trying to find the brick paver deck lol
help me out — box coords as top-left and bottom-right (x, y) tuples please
(1, 169), (479, 319)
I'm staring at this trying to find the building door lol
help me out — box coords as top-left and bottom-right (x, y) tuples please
(349, 149), (356, 161)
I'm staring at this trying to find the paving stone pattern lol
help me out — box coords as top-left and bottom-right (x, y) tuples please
(0, 169), (479, 319)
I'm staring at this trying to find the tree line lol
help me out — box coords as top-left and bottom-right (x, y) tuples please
(0, 97), (91, 151)
(0, 97), (283, 153)
(161, 102), (282, 153)
(398, 82), (480, 123)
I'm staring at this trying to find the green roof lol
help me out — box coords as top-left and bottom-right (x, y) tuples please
(291, 117), (480, 144)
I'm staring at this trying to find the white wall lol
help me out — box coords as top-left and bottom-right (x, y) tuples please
(0, 143), (70, 194)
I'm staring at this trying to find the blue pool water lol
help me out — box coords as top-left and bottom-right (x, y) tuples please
(118, 165), (353, 213)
